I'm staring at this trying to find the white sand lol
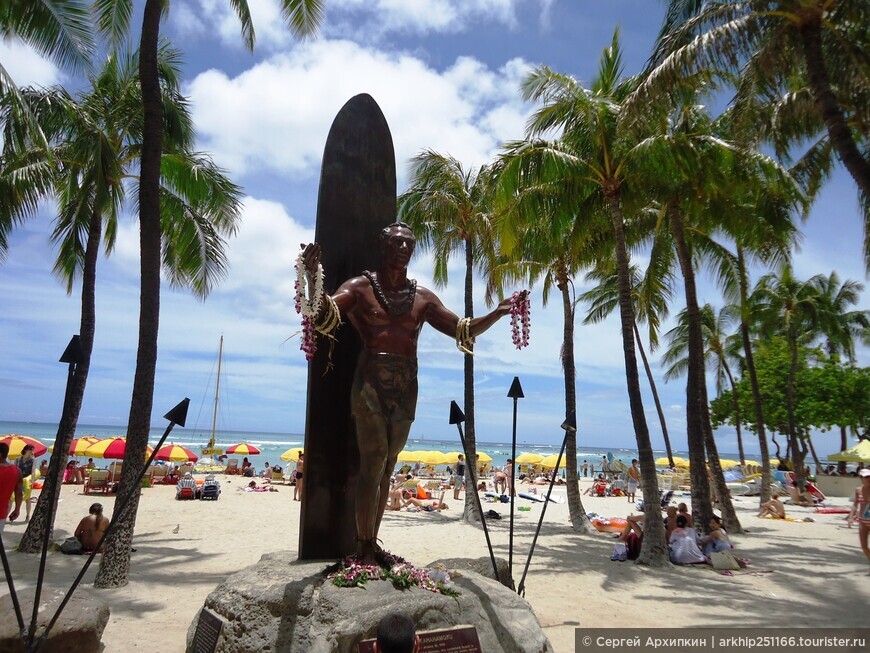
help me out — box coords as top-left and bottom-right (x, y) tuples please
(2, 476), (868, 652)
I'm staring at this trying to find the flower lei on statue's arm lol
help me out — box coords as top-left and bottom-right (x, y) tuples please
(294, 250), (341, 362)
(510, 290), (531, 349)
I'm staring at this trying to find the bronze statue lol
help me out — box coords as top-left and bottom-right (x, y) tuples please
(301, 222), (513, 562)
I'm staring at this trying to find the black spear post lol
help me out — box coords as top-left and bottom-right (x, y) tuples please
(34, 398), (189, 653)
(449, 401), (500, 582)
(506, 376), (524, 591)
(25, 336), (85, 651)
(517, 416), (575, 597)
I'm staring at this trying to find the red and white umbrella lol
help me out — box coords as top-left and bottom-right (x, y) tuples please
(0, 435), (48, 459)
(154, 444), (198, 463)
(226, 443), (260, 455)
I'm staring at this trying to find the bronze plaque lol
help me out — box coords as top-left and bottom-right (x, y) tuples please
(190, 608), (224, 653)
(359, 625), (482, 652)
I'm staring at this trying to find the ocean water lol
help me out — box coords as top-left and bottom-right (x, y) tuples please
(0, 420), (755, 473)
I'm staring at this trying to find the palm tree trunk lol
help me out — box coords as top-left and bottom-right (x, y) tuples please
(700, 396), (743, 534)
(786, 335), (807, 491)
(558, 268), (592, 533)
(838, 426), (848, 474)
(737, 247), (771, 504)
(722, 362), (745, 465)
(668, 204), (713, 529)
(606, 190), (666, 565)
(18, 211), (101, 553)
(799, 17), (870, 199)
(95, 0), (163, 588)
(632, 321), (674, 467)
(462, 238), (480, 522)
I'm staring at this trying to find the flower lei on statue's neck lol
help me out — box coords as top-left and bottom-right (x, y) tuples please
(294, 252), (325, 361)
(327, 550), (458, 596)
(510, 291), (531, 349)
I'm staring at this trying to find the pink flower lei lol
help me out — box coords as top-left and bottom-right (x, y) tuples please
(510, 291), (530, 349)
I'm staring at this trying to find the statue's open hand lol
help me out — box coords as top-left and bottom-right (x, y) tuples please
(300, 243), (321, 275)
(496, 290), (528, 316)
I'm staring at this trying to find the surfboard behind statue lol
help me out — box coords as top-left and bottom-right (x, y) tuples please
(298, 94), (396, 560)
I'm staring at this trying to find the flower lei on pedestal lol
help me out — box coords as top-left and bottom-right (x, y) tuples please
(510, 291), (531, 349)
(328, 550), (458, 596)
(294, 251), (324, 361)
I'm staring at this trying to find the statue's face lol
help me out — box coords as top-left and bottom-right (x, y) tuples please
(381, 226), (415, 267)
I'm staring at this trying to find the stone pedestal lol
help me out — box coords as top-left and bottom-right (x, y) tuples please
(186, 551), (552, 653)
(0, 587), (110, 653)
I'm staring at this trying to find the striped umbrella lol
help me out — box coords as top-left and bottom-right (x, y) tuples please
(226, 443), (261, 456)
(0, 435), (47, 459)
(280, 447), (304, 463)
(49, 436), (101, 456)
(84, 437), (153, 460)
(155, 444), (198, 463)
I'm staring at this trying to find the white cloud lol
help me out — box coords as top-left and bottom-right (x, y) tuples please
(0, 41), (62, 87)
(186, 39), (532, 184)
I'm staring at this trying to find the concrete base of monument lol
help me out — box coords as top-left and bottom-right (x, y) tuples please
(0, 587), (110, 653)
(185, 551), (553, 653)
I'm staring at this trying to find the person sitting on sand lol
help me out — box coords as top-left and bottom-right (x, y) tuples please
(700, 515), (732, 556)
(669, 515), (706, 565)
(616, 514), (644, 542)
(74, 503), (109, 552)
(677, 503), (693, 527)
(38, 459), (48, 477)
(387, 481), (405, 511)
(758, 493), (787, 519)
(63, 460), (84, 484)
(664, 506), (678, 540)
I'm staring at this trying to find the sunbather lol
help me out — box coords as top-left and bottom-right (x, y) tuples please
(757, 493), (787, 519)
(669, 515), (706, 565)
(387, 482), (405, 511)
(74, 503), (109, 552)
(402, 493), (449, 512)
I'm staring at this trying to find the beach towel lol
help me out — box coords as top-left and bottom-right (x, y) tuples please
(813, 508), (850, 514)
(760, 514), (814, 522)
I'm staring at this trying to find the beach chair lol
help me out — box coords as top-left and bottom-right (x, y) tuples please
(149, 466), (169, 485)
(271, 470), (285, 484)
(177, 463), (195, 477)
(107, 462), (124, 483)
(176, 486), (196, 500)
(200, 483), (220, 500)
(224, 459), (239, 475)
(83, 470), (110, 495)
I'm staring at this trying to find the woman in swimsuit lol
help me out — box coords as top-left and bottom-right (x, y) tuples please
(294, 454), (304, 502)
(700, 515), (732, 556)
(848, 469), (870, 572)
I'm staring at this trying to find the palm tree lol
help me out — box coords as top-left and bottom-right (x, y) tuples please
(397, 151), (499, 523)
(662, 304), (747, 463)
(91, 0), (323, 589)
(649, 1), (870, 261)
(580, 261), (676, 468)
(1, 46), (244, 554)
(498, 31), (669, 564)
(751, 266), (824, 489)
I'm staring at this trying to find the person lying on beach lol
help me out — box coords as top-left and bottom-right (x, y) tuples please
(75, 503), (109, 553)
(758, 494), (787, 519)
(700, 515), (732, 556)
(242, 480), (278, 492)
(402, 494), (449, 512)
(616, 514), (644, 542)
(669, 515), (706, 565)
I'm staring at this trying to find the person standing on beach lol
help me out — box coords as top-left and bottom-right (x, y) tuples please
(626, 459), (640, 503)
(294, 454), (304, 502)
(582, 460), (588, 477)
(300, 224), (514, 562)
(16, 443), (36, 521)
(848, 468), (870, 573)
(0, 442), (23, 534)
(453, 454), (465, 500)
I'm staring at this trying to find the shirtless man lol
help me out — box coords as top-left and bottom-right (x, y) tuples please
(626, 459), (640, 503)
(302, 223), (514, 561)
(74, 503), (109, 552)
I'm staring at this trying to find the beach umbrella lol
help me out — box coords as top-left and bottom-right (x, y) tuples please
(226, 443), (261, 456)
(827, 440), (870, 463)
(718, 459), (741, 469)
(84, 437), (152, 460)
(396, 450), (420, 463)
(281, 447), (304, 463)
(50, 436), (103, 456)
(671, 457), (690, 469)
(155, 444), (198, 463)
(0, 435), (47, 459)
(654, 457), (672, 466)
(515, 452), (544, 465)
(418, 451), (448, 466)
(442, 451), (464, 464)
(540, 454), (566, 469)
(476, 452), (493, 463)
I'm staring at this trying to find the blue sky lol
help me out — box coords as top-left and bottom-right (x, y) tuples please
(1, 1), (866, 455)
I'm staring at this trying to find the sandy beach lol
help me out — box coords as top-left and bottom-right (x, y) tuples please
(2, 476), (868, 652)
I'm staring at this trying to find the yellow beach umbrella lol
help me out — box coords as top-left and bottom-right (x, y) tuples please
(540, 454), (566, 469)
(515, 452), (544, 465)
(397, 450), (421, 463)
(654, 457), (672, 466)
(443, 451), (463, 464)
(418, 451), (448, 466)
(280, 447), (304, 463)
(827, 440), (870, 463)
(671, 457), (690, 469)
(0, 435), (47, 459)
(718, 459), (741, 469)
(476, 452), (492, 463)
(154, 444), (198, 463)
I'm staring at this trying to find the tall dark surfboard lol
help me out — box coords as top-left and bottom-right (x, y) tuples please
(298, 94), (396, 560)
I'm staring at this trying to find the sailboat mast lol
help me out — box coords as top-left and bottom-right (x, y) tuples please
(210, 335), (223, 449)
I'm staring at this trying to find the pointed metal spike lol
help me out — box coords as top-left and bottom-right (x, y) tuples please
(507, 376), (524, 399)
(59, 335), (85, 365)
(163, 398), (190, 427)
(561, 416), (577, 432)
(448, 400), (465, 425)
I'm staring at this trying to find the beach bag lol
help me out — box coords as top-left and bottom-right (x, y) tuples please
(611, 542), (627, 561)
(710, 550), (740, 571)
(60, 537), (82, 555)
(625, 532), (642, 560)
(485, 509), (502, 520)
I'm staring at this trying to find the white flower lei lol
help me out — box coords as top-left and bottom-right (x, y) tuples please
(294, 251), (324, 317)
